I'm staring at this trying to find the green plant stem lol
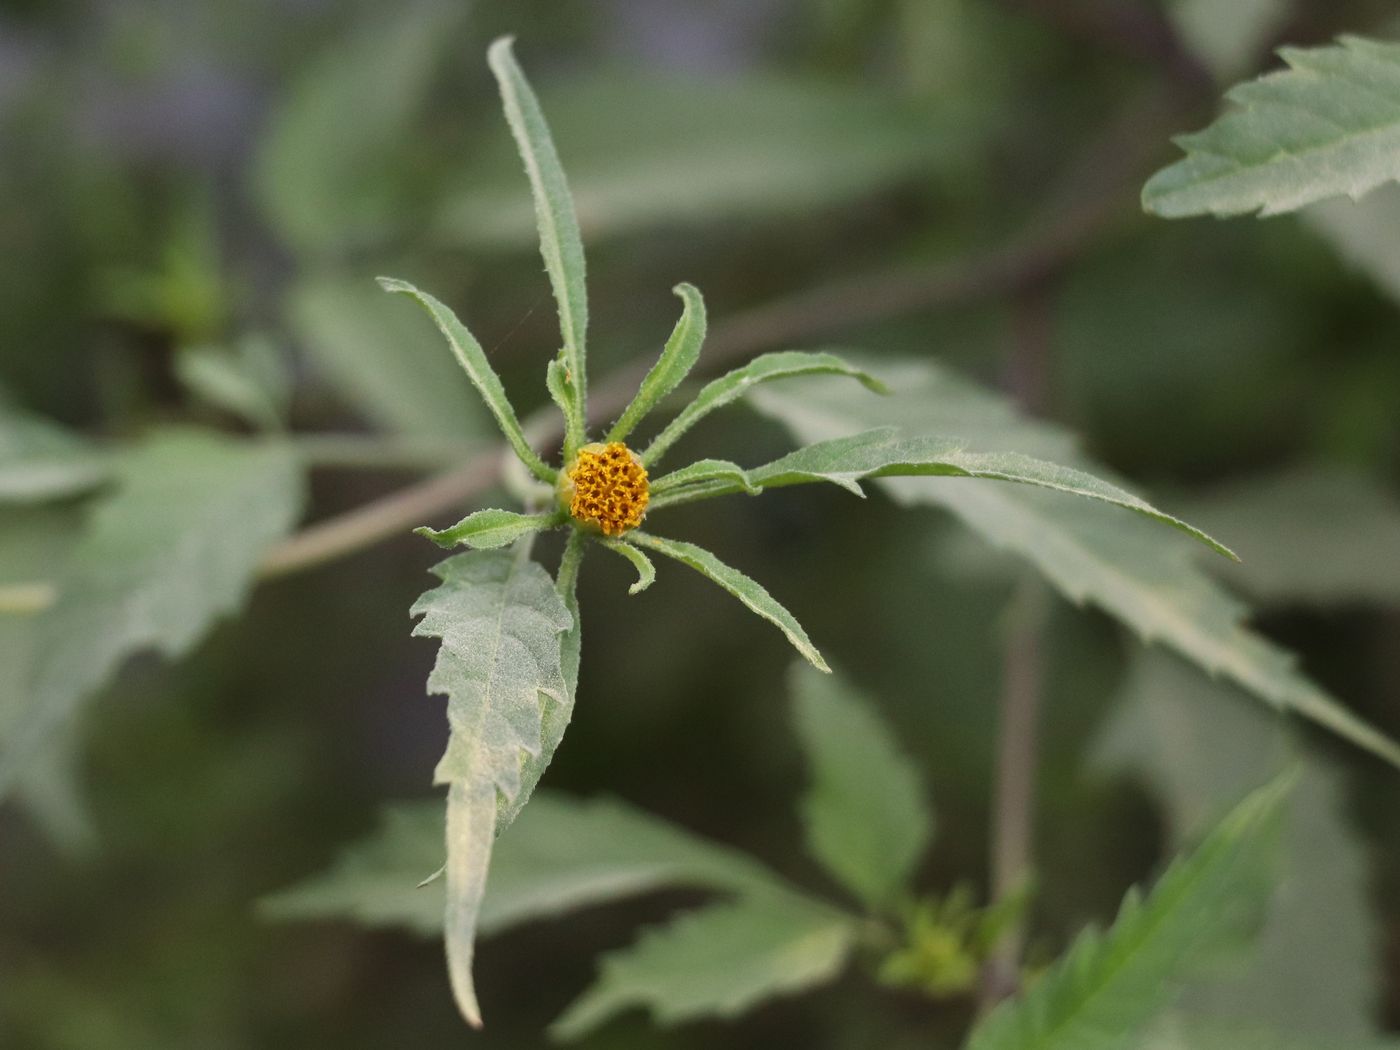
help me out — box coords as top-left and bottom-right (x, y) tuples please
(555, 529), (586, 597)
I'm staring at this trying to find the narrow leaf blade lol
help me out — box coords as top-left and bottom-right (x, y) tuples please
(608, 283), (707, 443)
(641, 350), (886, 467)
(629, 531), (829, 672)
(487, 37), (588, 450)
(415, 508), (561, 550)
(377, 277), (553, 480)
(600, 539), (656, 594)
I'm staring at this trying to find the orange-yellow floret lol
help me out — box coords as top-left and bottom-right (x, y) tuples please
(563, 442), (649, 536)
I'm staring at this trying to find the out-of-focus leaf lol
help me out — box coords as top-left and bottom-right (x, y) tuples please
(287, 277), (487, 439)
(435, 71), (969, 247)
(608, 283), (706, 444)
(175, 344), (285, 431)
(1097, 652), (1377, 1037)
(1143, 1015), (1400, 1050)
(964, 777), (1290, 1050)
(1178, 467), (1400, 607)
(0, 506), (92, 850)
(378, 277), (553, 479)
(0, 431), (305, 799)
(551, 891), (858, 1040)
(415, 508), (562, 550)
(1169, 0), (1289, 78)
(750, 361), (1400, 768)
(790, 663), (932, 912)
(1307, 182), (1400, 306)
(252, 2), (467, 256)
(629, 531), (830, 673)
(642, 350), (886, 468)
(410, 548), (573, 1027)
(487, 38), (589, 457)
(263, 793), (792, 937)
(1143, 36), (1400, 218)
(0, 401), (108, 504)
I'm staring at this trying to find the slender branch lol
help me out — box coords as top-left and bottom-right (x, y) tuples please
(289, 434), (484, 471)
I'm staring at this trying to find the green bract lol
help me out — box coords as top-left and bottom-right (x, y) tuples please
(381, 37), (1241, 1028)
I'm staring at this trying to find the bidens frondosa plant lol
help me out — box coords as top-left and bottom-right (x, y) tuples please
(382, 37), (1239, 1028)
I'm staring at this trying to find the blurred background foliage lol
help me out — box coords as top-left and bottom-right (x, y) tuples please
(3, 0), (1400, 1046)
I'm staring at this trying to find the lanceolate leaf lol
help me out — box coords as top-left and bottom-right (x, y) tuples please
(790, 664), (933, 912)
(628, 531), (829, 672)
(488, 37), (589, 454)
(641, 350), (886, 467)
(377, 277), (554, 481)
(704, 428), (1234, 558)
(410, 548), (573, 1026)
(1143, 36), (1400, 218)
(552, 891), (859, 1040)
(965, 777), (1291, 1050)
(750, 360), (1400, 769)
(415, 508), (563, 550)
(608, 283), (706, 443)
(0, 431), (304, 798)
(599, 539), (656, 594)
(0, 403), (109, 504)
(649, 458), (760, 499)
(263, 792), (795, 937)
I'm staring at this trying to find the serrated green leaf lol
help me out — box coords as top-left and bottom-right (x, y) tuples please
(740, 428), (1235, 558)
(599, 539), (656, 595)
(434, 71), (971, 247)
(1096, 653), (1376, 1037)
(262, 791), (798, 939)
(628, 531), (829, 672)
(790, 663), (932, 913)
(608, 283), (706, 444)
(410, 548), (573, 1026)
(1176, 467), (1400, 607)
(552, 891), (858, 1040)
(0, 401), (108, 504)
(287, 277), (487, 439)
(415, 508), (562, 550)
(252, 3), (466, 255)
(649, 458), (760, 503)
(750, 360), (1400, 769)
(641, 350), (886, 468)
(965, 777), (1291, 1050)
(487, 37), (588, 455)
(377, 277), (554, 481)
(1143, 36), (1400, 218)
(0, 431), (304, 798)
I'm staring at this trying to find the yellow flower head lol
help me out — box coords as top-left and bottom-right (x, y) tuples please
(563, 442), (649, 536)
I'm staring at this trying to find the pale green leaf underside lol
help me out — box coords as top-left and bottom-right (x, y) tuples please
(262, 792), (798, 939)
(416, 508), (562, 550)
(608, 283), (706, 444)
(641, 350), (886, 467)
(965, 777), (1290, 1050)
(1143, 36), (1400, 218)
(377, 277), (554, 482)
(0, 431), (304, 798)
(629, 531), (829, 672)
(410, 548), (573, 1026)
(552, 892), (858, 1041)
(599, 539), (656, 594)
(790, 663), (933, 912)
(488, 37), (588, 452)
(750, 360), (1400, 769)
(0, 405), (109, 504)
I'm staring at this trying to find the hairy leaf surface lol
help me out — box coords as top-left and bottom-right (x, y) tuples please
(790, 664), (932, 912)
(751, 360), (1400, 768)
(608, 283), (706, 443)
(0, 431), (304, 797)
(965, 777), (1290, 1050)
(1143, 36), (1400, 218)
(410, 548), (573, 1025)
(416, 508), (562, 550)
